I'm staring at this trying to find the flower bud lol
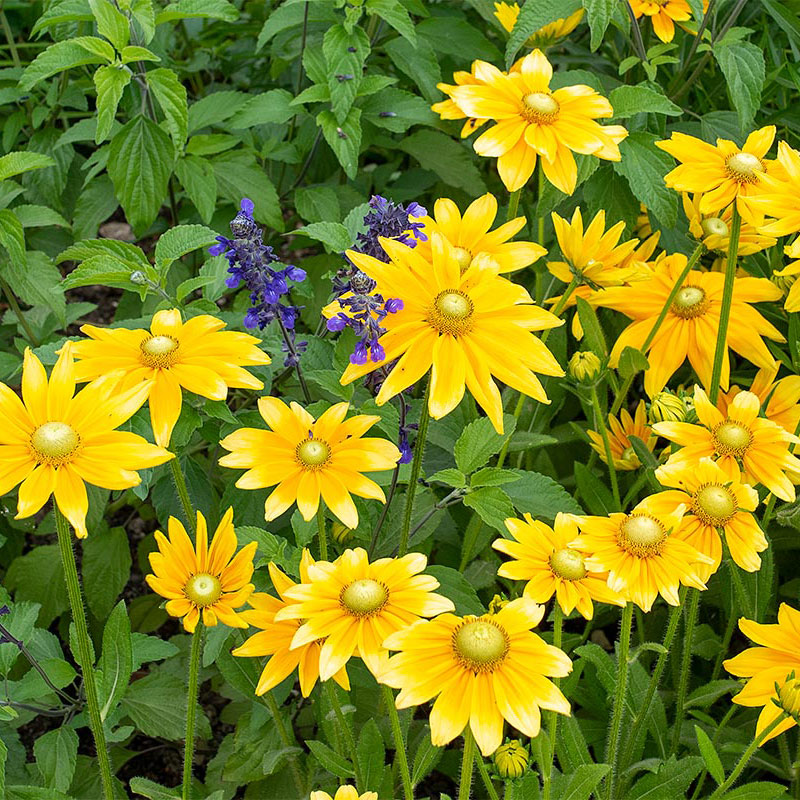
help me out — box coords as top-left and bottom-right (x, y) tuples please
(568, 351), (601, 382)
(701, 217), (728, 239)
(772, 273), (796, 296)
(331, 521), (353, 545)
(649, 391), (687, 424)
(488, 594), (508, 615)
(776, 673), (800, 723)
(494, 740), (529, 779)
(130, 271), (148, 285)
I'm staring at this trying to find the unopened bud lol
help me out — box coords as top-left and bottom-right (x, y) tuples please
(331, 521), (353, 545)
(568, 351), (601, 382)
(776, 673), (800, 723)
(772, 273), (796, 296)
(130, 271), (148, 285)
(494, 740), (529, 779)
(649, 391), (687, 424)
(488, 594), (508, 615)
(701, 217), (728, 238)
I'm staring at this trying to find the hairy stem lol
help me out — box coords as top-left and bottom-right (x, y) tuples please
(605, 602), (633, 800)
(182, 623), (204, 800)
(381, 685), (414, 800)
(398, 382), (431, 556)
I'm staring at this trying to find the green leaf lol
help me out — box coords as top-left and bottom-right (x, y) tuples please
(574, 462), (614, 515)
(0, 249), (66, 322)
(613, 131), (677, 227)
(147, 68), (189, 149)
(686, 680), (739, 710)
(504, 469), (584, 519)
(357, 719), (385, 791)
(0, 208), (26, 268)
(120, 45), (161, 63)
(188, 90), (249, 134)
(295, 186), (340, 223)
(0, 737), (6, 798)
(627, 756), (704, 800)
(323, 25), (369, 123)
(5, 545), (68, 626)
(551, 763), (610, 800)
(306, 740), (354, 779)
(175, 155), (217, 224)
(317, 108), (362, 180)
(155, 0), (239, 24)
(366, 0), (416, 45)
(760, 0), (800, 45)
(294, 222), (351, 252)
(89, 0), (130, 50)
(108, 115), (174, 234)
(454, 415), (516, 474)
(583, 0), (616, 51)
(400, 130), (486, 196)
(33, 727), (78, 794)
(131, 633), (179, 671)
(154, 223), (219, 270)
(58, 237), (148, 267)
(122, 672), (197, 740)
(574, 642), (616, 694)
(425, 565), (483, 615)
(0, 602), (40, 675)
(360, 87), (436, 132)
(227, 89), (295, 128)
(720, 783), (790, 800)
(694, 726), (724, 785)
(411, 735), (442, 786)
(19, 37), (114, 90)
(60, 254), (136, 291)
(576, 297), (608, 358)
(427, 468), (467, 488)
(505, 0), (582, 65)
(0, 152), (56, 181)
(12, 205), (69, 229)
(384, 36), (441, 102)
(94, 65), (131, 143)
(212, 150), (283, 230)
(82, 527), (133, 619)
(470, 468), (520, 488)
(98, 601), (133, 720)
(714, 38), (765, 129)
(129, 777), (180, 799)
(617, 346), (650, 379)
(609, 84), (682, 118)
(32, 0), (94, 36)
(463, 486), (516, 533)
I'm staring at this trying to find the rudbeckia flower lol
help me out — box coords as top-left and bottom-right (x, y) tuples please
(432, 66), (489, 138)
(333, 233), (564, 434)
(219, 399), (400, 529)
(311, 788), (377, 800)
(447, 50), (627, 193)
(571, 496), (712, 612)
(231, 552), (349, 696)
(593, 253), (783, 396)
(588, 400), (656, 471)
(653, 386), (800, 502)
(0, 345), (172, 538)
(69, 309), (270, 447)
(146, 508), (257, 632)
(751, 141), (800, 238)
(770, 238), (800, 312)
(410, 193), (546, 274)
(493, 513), (624, 619)
(650, 458), (765, 580)
(656, 126), (778, 225)
(381, 597), (572, 756)
(629, 0), (706, 43)
(493, 2), (584, 49)
(723, 603), (800, 743)
(273, 548), (454, 681)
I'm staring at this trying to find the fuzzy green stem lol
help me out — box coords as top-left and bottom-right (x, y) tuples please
(709, 206), (741, 404)
(169, 457), (195, 533)
(326, 681), (364, 790)
(54, 507), (115, 800)
(543, 604), (563, 800)
(590, 385), (621, 510)
(604, 602), (633, 800)
(398, 382), (431, 556)
(761, 493), (778, 532)
(316, 504), (328, 561)
(458, 728), (476, 800)
(475, 746), (500, 800)
(506, 189), (521, 221)
(0, 277), (39, 345)
(183, 623), (204, 800)
(263, 691), (306, 797)
(381, 685), (414, 800)
(671, 587), (700, 754)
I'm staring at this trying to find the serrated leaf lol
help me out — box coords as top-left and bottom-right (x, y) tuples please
(425, 565), (483, 615)
(294, 221), (351, 252)
(454, 415), (516, 473)
(366, 0), (416, 45)
(155, 0), (239, 24)
(89, 0), (130, 50)
(463, 486), (516, 533)
(0, 152), (55, 181)
(357, 718), (385, 791)
(60, 254), (136, 290)
(306, 739), (354, 779)
(609, 84), (682, 118)
(470, 467), (520, 487)
(0, 208), (26, 268)
(324, 25), (369, 124)
(228, 89), (295, 128)
(618, 346), (650, 379)
(574, 462), (614, 515)
(551, 763), (610, 800)
(120, 45), (161, 63)
(504, 469), (584, 518)
(154, 223), (218, 270)
(121, 672), (196, 740)
(360, 87), (435, 132)
(714, 38), (765, 129)
(98, 600), (132, 719)
(627, 756), (704, 800)
(576, 297), (608, 358)
(83, 527), (132, 619)
(505, 0), (582, 65)
(720, 782), (790, 800)
(147, 67), (188, 148)
(31, 0), (94, 37)
(128, 777), (180, 800)
(94, 65), (131, 143)
(19, 37), (114, 90)
(584, 0), (616, 51)
(187, 90), (249, 134)
(317, 107), (362, 179)
(174, 155), (216, 224)
(33, 727), (78, 794)
(5, 546), (68, 626)
(212, 151), (283, 231)
(427, 468), (467, 488)
(411, 735), (442, 786)
(400, 129), (486, 196)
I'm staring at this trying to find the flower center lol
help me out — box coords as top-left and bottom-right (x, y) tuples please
(340, 579), (388, 617)
(521, 92), (559, 123)
(692, 484), (738, 526)
(30, 422), (80, 465)
(296, 437), (331, 469)
(701, 217), (729, 238)
(726, 152), (765, 182)
(140, 335), (180, 368)
(618, 514), (668, 557)
(549, 548), (587, 581)
(452, 247), (473, 272)
(671, 285), (709, 319)
(427, 289), (474, 336)
(452, 618), (509, 672)
(184, 573), (222, 607)
(713, 420), (752, 458)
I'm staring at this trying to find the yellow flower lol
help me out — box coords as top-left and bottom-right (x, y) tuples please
(571, 497), (712, 612)
(231, 552), (349, 696)
(682, 193), (776, 256)
(568, 351), (602, 382)
(593, 252), (783, 396)
(723, 603), (800, 743)
(656, 127), (777, 225)
(333, 234), (564, 434)
(70, 309), (270, 447)
(650, 458), (765, 581)
(146, 508), (257, 633)
(771, 237), (800, 312)
(493, 2), (584, 48)
(588, 400), (656, 471)
(310, 788), (377, 800)
(653, 386), (800, 502)
(635, 204), (653, 239)
(382, 597), (572, 756)
(493, 513), (625, 619)
(432, 65), (490, 138)
(0, 345), (171, 538)
(448, 50), (627, 193)
(274, 547), (454, 681)
(629, 0), (705, 42)
(410, 193), (546, 274)
(493, 739), (529, 779)
(751, 141), (800, 238)
(219, 398), (399, 529)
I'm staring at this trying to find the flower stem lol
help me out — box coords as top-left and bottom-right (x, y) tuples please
(325, 681), (364, 790)
(277, 315), (312, 404)
(316, 504), (328, 560)
(474, 745), (500, 800)
(381, 684), (414, 800)
(398, 381), (431, 556)
(458, 728), (476, 800)
(590, 385), (621, 510)
(0, 276), (39, 345)
(709, 206), (741, 404)
(263, 691), (307, 797)
(506, 189), (521, 221)
(54, 507), (115, 800)
(169, 457), (196, 534)
(183, 623), (204, 800)
(604, 602), (633, 800)
(671, 587), (700, 754)
(543, 604), (563, 800)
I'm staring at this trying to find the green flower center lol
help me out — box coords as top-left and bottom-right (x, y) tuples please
(30, 421), (80, 465)
(296, 437), (331, 469)
(671, 286), (709, 319)
(713, 420), (752, 458)
(185, 573), (222, 607)
(340, 579), (388, 616)
(618, 514), (668, 557)
(521, 92), (559, 123)
(452, 618), (509, 672)
(140, 335), (180, 368)
(726, 152), (765, 182)
(549, 548), (588, 581)
(693, 484), (738, 526)
(428, 290), (474, 336)
(701, 217), (729, 238)
(452, 247), (473, 272)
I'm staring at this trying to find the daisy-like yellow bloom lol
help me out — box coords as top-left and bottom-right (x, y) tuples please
(751, 141), (800, 237)
(146, 508), (257, 633)
(682, 193), (776, 256)
(653, 386), (800, 502)
(232, 552), (349, 696)
(0, 345), (172, 538)
(723, 603), (800, 743)
(588, 400), (656, 471)
(274, 547), (454, 681)
(650, 458), (765, 581)
(311, 789), (377, 800)
(770, 237), (800, 312)
(629, 0), (705, 43)
(571, 496), (712, 612)
(593, 253), (783, 396)
(382, 597), (571, 756)
(410, 193), (546, 274)
(494, 3), (584, 49)
(656, 127), (777, 225)
(69, 309), (270, 447)
(494, 513), (624, 619)
(219, 398), (400, 529)
(448, 50), (627, 194)
(432, 65), (489, 138)
(332, 233), (564, 434)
